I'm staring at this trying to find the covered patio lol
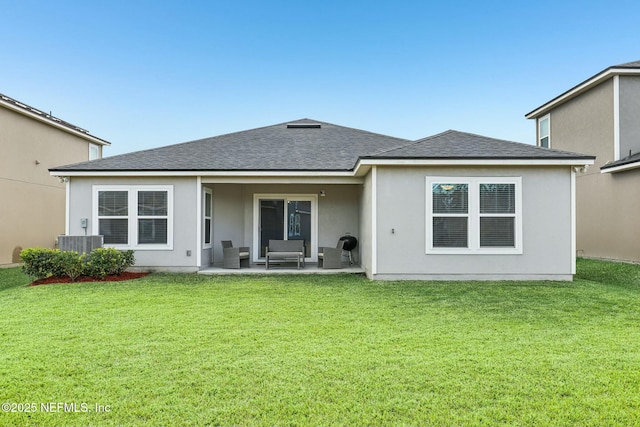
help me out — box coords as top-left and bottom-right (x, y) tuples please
(199, 264), (364, 275)
(203, 182), (363, 270)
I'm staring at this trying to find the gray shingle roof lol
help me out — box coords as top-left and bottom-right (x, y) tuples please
(51, 119), (410, 172)
(0, 92), (110, 145)
(601, 152), (640, 171)
(366, 130), (594, 160)
(614, 60), (640, 68)
(51, 120), (593, 173)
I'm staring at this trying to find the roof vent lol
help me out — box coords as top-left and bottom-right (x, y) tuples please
(286, 123), (321, 129)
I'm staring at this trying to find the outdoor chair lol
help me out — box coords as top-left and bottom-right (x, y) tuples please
(318, 240), (345, 269)
(265, 239), (305, 269)
(221, 240), (250, 269)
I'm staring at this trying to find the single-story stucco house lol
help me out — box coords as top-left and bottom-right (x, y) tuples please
(50, 119), (594, 280)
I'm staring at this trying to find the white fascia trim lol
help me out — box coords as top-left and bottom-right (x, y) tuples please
(600, 160), (640, 174)
(613, 75), (620, 161)
(50, 170), (358, 178)
(356, 158), (594, 168)
(0, 100), (110, 146)
(51, 159), (595, 179)
(202, 176), (363, 184)
(525, 68), (640, 119)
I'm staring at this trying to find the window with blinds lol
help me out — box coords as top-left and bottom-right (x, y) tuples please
(427, 177), (522, 254)
(432, 183), (468, 248)
(94, 186), (173, 249)
(98, 191), (129, 244)
(480, 184), (515, 247)
(138, 191), (168, 244)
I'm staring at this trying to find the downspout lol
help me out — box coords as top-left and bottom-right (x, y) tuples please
(570, 167), (577, 275)
(196, 176), (202, 269)
(64, 177), (70, 236)
(371, 166), (378, 276)
(613, 75), (620, 161)
(571, 164), (589, 275)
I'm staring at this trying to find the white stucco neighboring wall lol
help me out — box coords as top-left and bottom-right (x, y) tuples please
(68, 176), (200, 272)
(371, 165), (574, 280)
(66, 166), (577, 280)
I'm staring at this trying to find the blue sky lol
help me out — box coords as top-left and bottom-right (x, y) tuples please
(1, 0), (639, 156)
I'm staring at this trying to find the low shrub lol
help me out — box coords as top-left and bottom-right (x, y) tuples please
(118, 250), (135, 275)
(85, 248), (135, 280)
(57, 251), (86, 281)
(20, 248), (59, 280)
(21, 247), (135, 281)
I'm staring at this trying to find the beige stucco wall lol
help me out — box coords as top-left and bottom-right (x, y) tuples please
(544, 77), (640, 262)
(546, 79), (614, 166)
(577, 168), (640, 261)
(0, 106), (100, 264)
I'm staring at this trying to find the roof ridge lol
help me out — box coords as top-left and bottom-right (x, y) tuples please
(368, 130), (457, 156)
(305, 119), (412, 144)
(363, 129), (593, 159)
(613, 59), (640, 68)
(94, 118), (306, 161)
(92, 118), (412, 162)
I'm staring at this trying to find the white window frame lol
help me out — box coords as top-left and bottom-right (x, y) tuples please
(426, 176), (522, 255)
(92, 185), (174, 250)
(538, 115), (550, 148)
(89, 143), (100, 160)
(252, 194), (318, 262)
(203, 188), (212, 249)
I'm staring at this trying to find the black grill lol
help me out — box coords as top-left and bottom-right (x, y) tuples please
(339, 235), (357, 251)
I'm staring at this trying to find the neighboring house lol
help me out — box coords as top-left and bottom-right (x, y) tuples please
(526, 60), (640, 262)
(50, 119), (593, 280)
(0, 92), (110, 265)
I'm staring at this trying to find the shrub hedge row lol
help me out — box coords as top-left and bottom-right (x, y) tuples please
(20, 248), (135, 281)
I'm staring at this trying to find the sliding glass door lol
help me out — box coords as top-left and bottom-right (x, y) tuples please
(254, 195), (317, 261)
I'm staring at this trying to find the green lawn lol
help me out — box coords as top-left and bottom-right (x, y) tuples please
(1, 259), (639, 426)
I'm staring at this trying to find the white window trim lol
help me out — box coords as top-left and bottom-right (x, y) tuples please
(92, 185), (174, 250)
(538, 115), (550, 148)
(252, 193), (318, 262)
(426, 176), (523, 255)
(203, 187), (212, 249)
(89, 143), (100, 160)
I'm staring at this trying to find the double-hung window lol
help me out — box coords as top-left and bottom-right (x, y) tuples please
(538, 115), (550, 148)
(89, 143), (100, 160)
(427, 177), (522, 254)
(203, 189), (212, 247)
(94, 185), (173, 249)
(98, 191), (128, 244)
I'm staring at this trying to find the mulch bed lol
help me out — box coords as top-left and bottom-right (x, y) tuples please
(30, 272), (148, 286)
